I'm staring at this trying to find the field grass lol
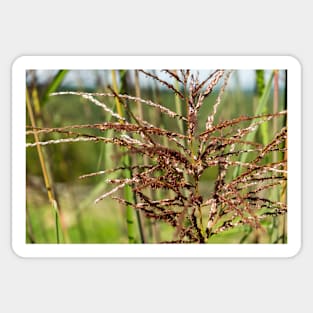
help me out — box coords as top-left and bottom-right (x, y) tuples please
(26, 69), (287, 244)
(26, 182), (175, 243)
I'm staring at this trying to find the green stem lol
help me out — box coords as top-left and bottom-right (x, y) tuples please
(111, 70), (141, 243)
(26, 88), (63, 243)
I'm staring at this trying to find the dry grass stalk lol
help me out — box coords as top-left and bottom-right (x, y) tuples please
(27, 70), (287, 243)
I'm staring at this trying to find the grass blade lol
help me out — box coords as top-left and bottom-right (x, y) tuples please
(42, 70), (68, 104)
(26, 89), (63, 243)
(233, 70), (274, 178)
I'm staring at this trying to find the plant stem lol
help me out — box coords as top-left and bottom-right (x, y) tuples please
(134, 70), (153, 242)
(173, 70), (185, 134)
(26, 205), (36, 243)
(111, 70), (143, 243)
(26, 89), (63, 243)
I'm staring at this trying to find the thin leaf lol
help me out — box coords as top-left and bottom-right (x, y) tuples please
(42, 70), (68, 104)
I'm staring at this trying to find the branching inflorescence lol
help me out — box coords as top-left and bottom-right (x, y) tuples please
(26, 70), (287, 243)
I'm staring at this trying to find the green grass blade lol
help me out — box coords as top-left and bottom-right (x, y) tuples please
(233, 70), (274, 178)
(42, 70), (68, 104)
(256, 70), (265, 98)
(26, 89), (64, 243)
(255, 70), (274, 144)
(27, 71), (69, 242)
